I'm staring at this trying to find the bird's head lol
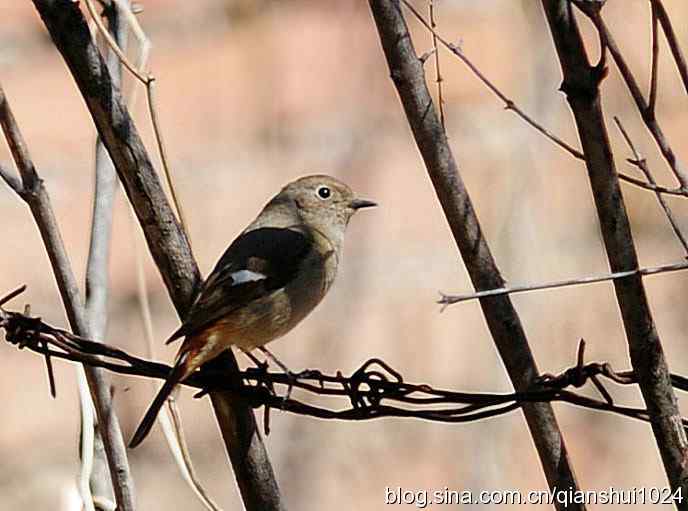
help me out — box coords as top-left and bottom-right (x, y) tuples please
(273, 174), (376, 246)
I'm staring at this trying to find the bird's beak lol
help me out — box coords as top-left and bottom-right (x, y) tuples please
(350, 198), (377, 210)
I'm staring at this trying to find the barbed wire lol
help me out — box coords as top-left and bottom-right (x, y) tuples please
(2, 286), (687, 434)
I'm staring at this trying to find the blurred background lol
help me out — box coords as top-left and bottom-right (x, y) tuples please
(1, 0), (688, 509)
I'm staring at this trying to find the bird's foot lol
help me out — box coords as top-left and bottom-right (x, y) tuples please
(257, 346), (298, 406)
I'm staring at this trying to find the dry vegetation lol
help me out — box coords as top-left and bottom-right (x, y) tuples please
(1, 1), (688, 509)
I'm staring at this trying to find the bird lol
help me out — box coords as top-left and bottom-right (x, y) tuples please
(129, 174), (376, 447)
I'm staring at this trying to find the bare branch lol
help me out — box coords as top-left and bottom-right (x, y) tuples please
(574, 3), (688, 189)
(650, 0), (688, 94)
(617, 172), (687, 196)
(0, 83), (136, 510)
(30, 2), (284, 509)
(369, 2), (583, 508)
(167, 399), (223, 511)
(428, 0), (445, 129)
(0, 162), (21, 193)
(440, 259), (688, 306)
(131, 210), (221, 511)
(145, 80), (191, 240)
(648, 2), (659, 113)
(614, 116), (688, 254)
(83, 0), (149, 84)
(542, 0), (688, 496)
(85, 0), (190, 238)
(400, 0), (585, 161)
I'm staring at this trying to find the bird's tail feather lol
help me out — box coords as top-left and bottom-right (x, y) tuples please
(129, 363), (185, 448)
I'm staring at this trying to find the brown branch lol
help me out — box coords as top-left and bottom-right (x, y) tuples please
(542, 0), (688, 499)
(614, 116), (688, 255)
(368, 1), (583, 509)
(400, 0), (585, 162)
(648, 2), (659, 113)
(428, 0), (445, 129)
(650, 0), (688, 94)
(0, 162), (21, 193)
(617, 172), (687, 196)
(573, 1), (688, 189)
(0, 84), (136, 510)
(439, 259), (688, 305)
(30, 2), (284, 510)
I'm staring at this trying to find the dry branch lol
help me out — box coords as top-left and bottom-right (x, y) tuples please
(30, 2), (283, 510)
(650, 0), (688, 94)
(573, 1), (688, 189)
(368, 1), (583, 509)
(0, 84), (136, 510)
(79, 1), (129, 508)
(613, 117), (688, 255)
(440, 259), (688, 305)
(541, 0), (688, 500)
(400, 0), (585, 162)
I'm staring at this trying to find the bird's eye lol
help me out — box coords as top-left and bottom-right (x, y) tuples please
(317, 186), (331, 200)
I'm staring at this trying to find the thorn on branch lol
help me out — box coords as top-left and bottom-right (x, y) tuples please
(419, 48), (437, 64)
(0, 284), (27, 308)
(447, 40), (463, 54)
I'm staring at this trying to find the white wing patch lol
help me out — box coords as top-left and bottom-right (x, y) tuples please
(231, 269), (267, 285)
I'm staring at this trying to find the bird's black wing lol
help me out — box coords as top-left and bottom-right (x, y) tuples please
(166, 226), (313, 343)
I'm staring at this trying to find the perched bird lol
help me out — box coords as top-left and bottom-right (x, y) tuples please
(129, 175), (376, 447)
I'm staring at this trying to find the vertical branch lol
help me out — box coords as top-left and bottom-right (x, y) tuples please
(575, 5), (688, 189)
(650, 0), (688, 94)
(613, 117), (688, 255)
(82, 1), (129, 508)
(33, 0), (199, 313)
(368, 2), (584, 509)
(0, 84), (136, 510)
(30, 2), (285, 510)
(541, 0), (688, 498)
(648, 2), (659, 114)
(428, 0), (445, 129)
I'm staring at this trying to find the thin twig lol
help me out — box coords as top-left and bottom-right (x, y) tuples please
(108, 2), (212, 503)
(440, 259), (688, 306)
(31, 3), (283, 509)
(132, 211), (221, 511)
(648, 2), (659, 114)
(400, 0), (585, 161)
(617, 172), (686, 196)
(168, 399), (223, 511)
(146, 80), (191, 241)
(0, 162), (21, 193)
(614, 116), (688, 255)
(83, 0), (149, 84)
(428, 0), (445, 129)
(573, 3), (688, 189)
(650, 0), (688, 94)
(84, 0), (189, 240)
